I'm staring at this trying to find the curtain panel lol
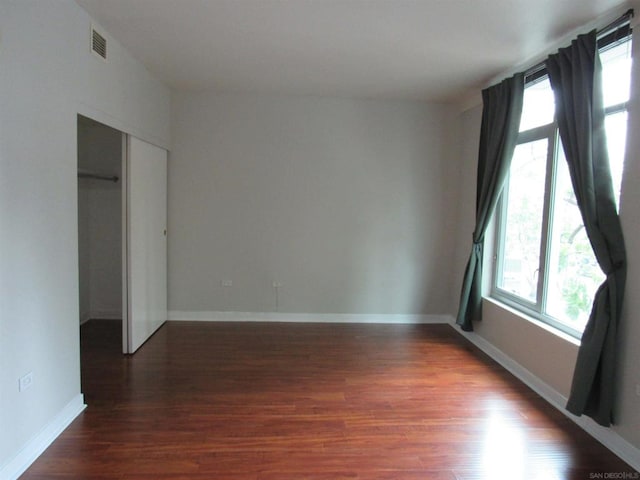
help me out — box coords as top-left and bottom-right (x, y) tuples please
(456, 74), (524, 331)
(547, 30), (627, 426)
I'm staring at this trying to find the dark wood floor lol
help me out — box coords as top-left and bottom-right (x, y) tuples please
(21, 320), (636, 479)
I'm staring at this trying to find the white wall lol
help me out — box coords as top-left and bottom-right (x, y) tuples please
(0, 1), (170, 474)
(450, 106), (481, 311)
(169, 93), (458, 316)
(614, 12), (640, 448)
(78, 119), (123, 322)
(451, 14), (640, 453)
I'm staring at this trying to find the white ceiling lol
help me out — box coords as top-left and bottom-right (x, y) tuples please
(76, 0), (629, 102)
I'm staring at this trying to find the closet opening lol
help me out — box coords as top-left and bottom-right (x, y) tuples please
(77, 115), (127, 359)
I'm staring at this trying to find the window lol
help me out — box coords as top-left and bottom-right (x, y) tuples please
(492, 35), (632, 338)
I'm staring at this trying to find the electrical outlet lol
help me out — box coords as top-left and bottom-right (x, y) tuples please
(272, 281), (283, 288)
(221, 280), (233, 287)
(19, 372), (33, 392)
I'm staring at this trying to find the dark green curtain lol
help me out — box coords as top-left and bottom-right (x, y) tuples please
(547, 30), (627, 426)
(456, 74), (524, 331)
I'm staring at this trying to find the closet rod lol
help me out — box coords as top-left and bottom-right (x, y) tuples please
(78, 171), (119, 182)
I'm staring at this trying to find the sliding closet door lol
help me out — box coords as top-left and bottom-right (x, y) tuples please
(126, 136), (168, 353)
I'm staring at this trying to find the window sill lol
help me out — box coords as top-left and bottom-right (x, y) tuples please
(484, 296), (581, 347)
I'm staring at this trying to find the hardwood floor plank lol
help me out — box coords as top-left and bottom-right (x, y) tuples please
(20, 320), (637, 479)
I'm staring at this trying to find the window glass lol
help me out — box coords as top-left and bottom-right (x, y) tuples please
(497, 139), (547, 302)
(605, 110), (628, 207)
(600, 41), (632, 108)
(545, 149), (605, 330)
(519, 77), (555, 132)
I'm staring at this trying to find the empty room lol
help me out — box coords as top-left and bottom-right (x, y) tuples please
(1, 1), (640, 479)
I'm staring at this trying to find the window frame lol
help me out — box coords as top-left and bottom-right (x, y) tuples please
(491, 34), (631, 339)
(492, 120), (577, 335)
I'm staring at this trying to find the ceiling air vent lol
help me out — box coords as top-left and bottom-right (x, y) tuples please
(91, 26), (107, 60)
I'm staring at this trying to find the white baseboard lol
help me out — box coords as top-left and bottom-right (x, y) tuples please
(450, 321), (640, 472)
(0, 394), (86, 480)
(168, 311), (452, 324)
